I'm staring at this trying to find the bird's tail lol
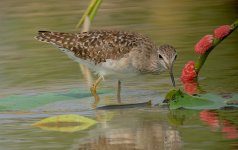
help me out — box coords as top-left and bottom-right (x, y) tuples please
(35, 31), (55, 43)
(34, 31), (75, 46)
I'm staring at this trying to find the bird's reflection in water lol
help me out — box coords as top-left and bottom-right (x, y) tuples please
(78, 117), (182, 150)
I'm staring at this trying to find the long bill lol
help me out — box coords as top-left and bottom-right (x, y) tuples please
(169, 67), (176, 87)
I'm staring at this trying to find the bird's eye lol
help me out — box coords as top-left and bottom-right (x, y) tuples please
(159, 54), (163, 59)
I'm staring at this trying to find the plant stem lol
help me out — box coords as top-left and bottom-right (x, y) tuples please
(75, 0), (102, 29)
(195, 19), (238, 74)
(89, 0), (102, 21)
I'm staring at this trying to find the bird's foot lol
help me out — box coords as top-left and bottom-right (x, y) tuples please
(90, 84), (100, 102)
(90, 76), (103, 108)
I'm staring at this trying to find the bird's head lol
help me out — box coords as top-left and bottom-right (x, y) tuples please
(157, 44), (177, 87)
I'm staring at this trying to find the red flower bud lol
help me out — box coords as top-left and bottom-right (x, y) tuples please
(180, 61), (197, 82)
(194, 35), (214, 54)
(214, 25), (231, 39)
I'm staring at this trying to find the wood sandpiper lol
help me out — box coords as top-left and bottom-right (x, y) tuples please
(35, 30), (177, 105)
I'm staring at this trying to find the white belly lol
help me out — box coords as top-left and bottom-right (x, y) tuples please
(96, 57), (139, 77)
(59, 48), (139, 77)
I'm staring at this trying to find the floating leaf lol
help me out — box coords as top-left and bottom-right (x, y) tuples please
(33, 114), (97, 132)
(164, 89), (238, 110)
(0, 88), (111, 111)
(166, 90), (214, 109)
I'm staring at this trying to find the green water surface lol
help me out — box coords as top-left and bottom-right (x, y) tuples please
(0, 0), (238, 149)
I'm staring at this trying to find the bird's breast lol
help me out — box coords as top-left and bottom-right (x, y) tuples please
(97, 57), (140, 77)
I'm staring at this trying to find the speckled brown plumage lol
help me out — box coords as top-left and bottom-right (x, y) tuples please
(35, 30), (156, 64)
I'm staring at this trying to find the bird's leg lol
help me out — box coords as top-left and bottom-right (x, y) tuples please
(90, 76), (103, 105)
(117, 80), (121, 103)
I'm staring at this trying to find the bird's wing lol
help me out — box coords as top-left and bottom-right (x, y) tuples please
(35, 30), (155, 64)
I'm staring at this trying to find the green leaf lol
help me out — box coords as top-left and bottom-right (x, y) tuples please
(164, 89), (238, 110)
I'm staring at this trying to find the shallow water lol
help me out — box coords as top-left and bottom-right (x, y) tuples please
(0, 0), (238, 149)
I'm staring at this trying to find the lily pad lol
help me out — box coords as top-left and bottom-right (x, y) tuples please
(164, 89), (238, 110)
(0, 88), (111, 111)
(33, 114), (97, 132)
